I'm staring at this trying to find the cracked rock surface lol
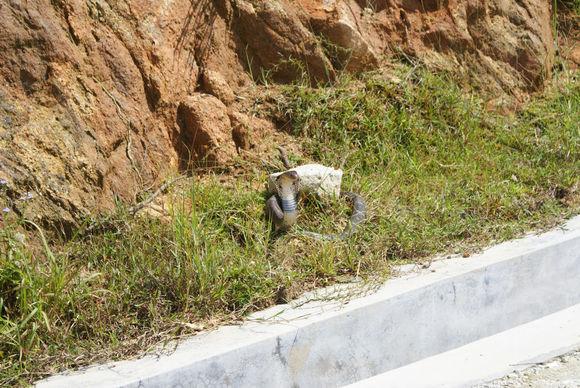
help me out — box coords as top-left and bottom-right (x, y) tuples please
(0, 0), (555, 225)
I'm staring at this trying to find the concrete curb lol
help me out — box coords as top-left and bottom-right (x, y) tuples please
(349, 303), (580, 387)
(37, 216), (580, 388)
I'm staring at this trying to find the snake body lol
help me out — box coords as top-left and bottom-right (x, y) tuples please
(301, 190), (366, 241)
(266, 148), (366, 240)
(266, 171), (299, 232)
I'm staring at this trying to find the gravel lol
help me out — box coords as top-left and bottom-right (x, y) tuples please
(477, 349), (580, 387)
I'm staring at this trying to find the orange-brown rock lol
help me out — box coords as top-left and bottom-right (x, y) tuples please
(229, 111), (265, 152)
(201, 70), (237, 106)
(299, 0), (555, 93)
(177, 94), (235, 167)
(0, 0), (557, 226)
(232, 0), (336, 83)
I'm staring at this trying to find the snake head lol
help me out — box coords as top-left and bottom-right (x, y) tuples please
(276, 171), (300, 195)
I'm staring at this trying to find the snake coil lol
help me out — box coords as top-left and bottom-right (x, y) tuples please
(276, 147), (366, 240)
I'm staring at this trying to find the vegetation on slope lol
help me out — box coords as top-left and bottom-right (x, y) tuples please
(1, 65), (578, 384)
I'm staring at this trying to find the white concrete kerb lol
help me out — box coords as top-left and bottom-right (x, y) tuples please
(36, 216), (580, 388)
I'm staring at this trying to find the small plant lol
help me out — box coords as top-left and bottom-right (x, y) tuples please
(317, 34), (353, 71)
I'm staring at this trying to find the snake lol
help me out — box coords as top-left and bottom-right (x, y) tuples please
(266, 148), (366, 240)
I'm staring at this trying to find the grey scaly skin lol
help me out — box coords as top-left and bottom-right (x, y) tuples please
(266, 170), (366, 240)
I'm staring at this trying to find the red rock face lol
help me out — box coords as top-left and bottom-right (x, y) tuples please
(177, 93), (236, 168)
(0, 0), (555, 226)
(299, 0), (554, 91)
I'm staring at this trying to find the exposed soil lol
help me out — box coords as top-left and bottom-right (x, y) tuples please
(0, 0), (559, 228)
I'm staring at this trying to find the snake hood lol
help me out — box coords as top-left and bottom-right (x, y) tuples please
(265, 171), (300, 232)
(275, 171), (300, 213)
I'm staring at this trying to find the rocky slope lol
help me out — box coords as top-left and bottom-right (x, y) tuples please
(0, 0), (555, 229)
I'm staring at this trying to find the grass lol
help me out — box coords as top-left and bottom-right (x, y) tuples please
(1, 64), (579, 385)
(558, 0), (580, 14)
(279, 66), (578, 257)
